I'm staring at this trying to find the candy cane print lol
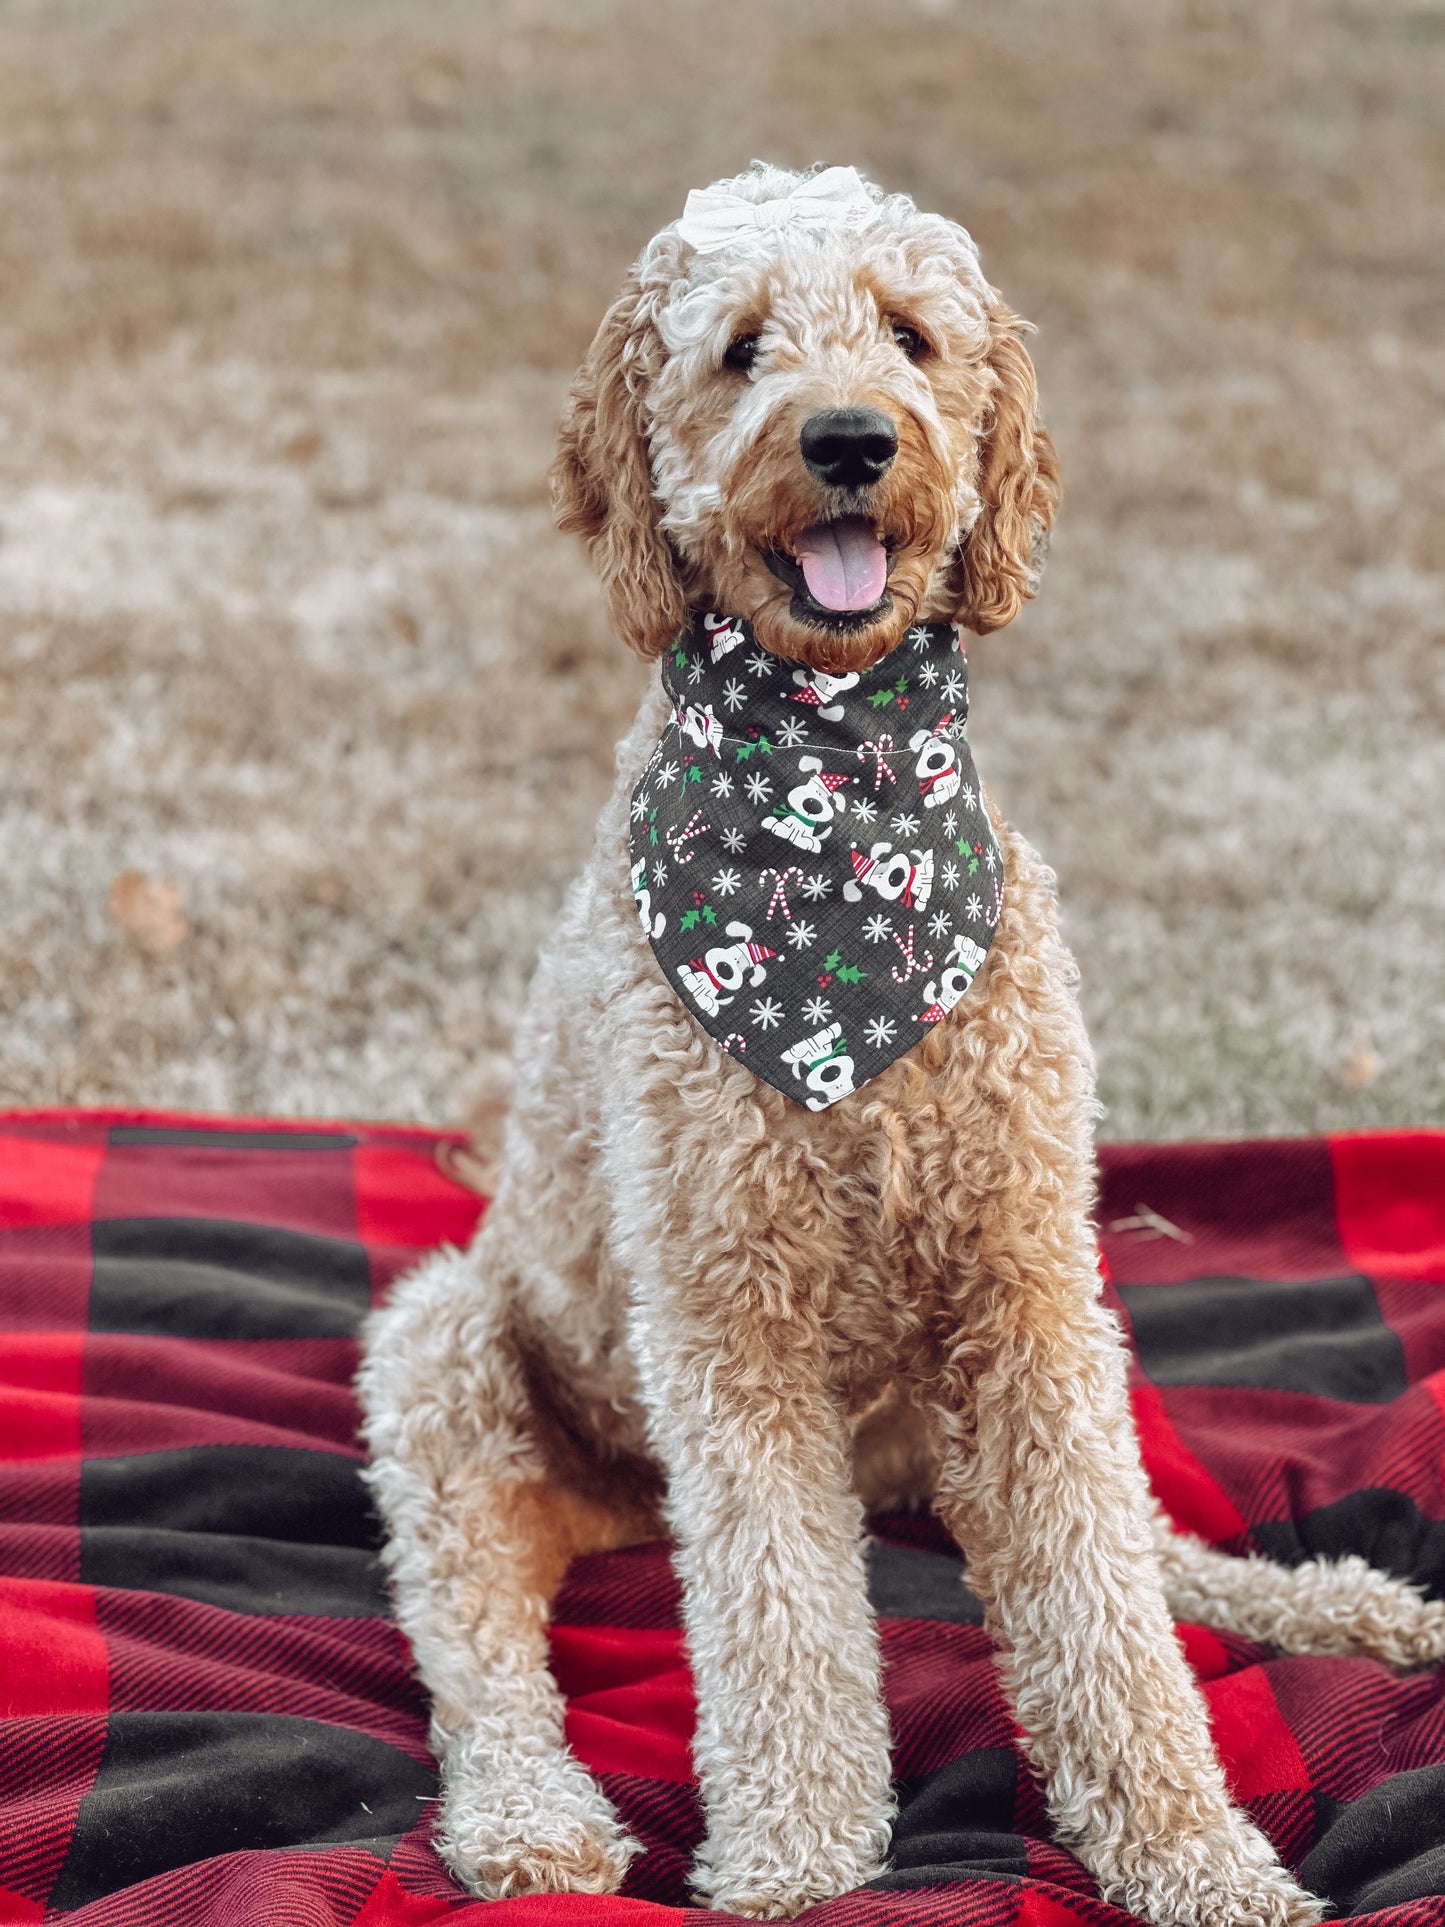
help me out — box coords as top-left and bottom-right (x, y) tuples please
(758, 864), (803, 922)
(665, 809), (708, 863)
(889, 922), (934, 984)
(718, 1033), (748, 1055)
(855, 734), (898, 791)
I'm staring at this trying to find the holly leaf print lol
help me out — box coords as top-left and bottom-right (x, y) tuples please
(867, 674), (909, 711)
(968, 856), (980, 874)
(736, 742), (757, 763)
(835, 962), (868, 984)
(680, 908), (701, 932)
(684, 765), (702, 786)
(824, 950), (842, 972)
(702, 904), (718, 926)
(648, 808), (659, 848)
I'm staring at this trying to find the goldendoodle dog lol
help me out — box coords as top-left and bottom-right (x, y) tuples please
(357, 164), (1445, 1925)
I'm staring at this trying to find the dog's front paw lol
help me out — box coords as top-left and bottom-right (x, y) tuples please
(436, 1749), (637, 1899)
(693, 1827), (888, 1918)
(698, 1866), (881, 1920)
(1095, 1813), (1323, 1927)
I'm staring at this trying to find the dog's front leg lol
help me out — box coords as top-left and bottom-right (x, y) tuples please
(931, 1247), (1322, 1927)
(625, 1182), (894, 1918)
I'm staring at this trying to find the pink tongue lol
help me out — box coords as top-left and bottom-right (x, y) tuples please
(794, 517), (888, 612)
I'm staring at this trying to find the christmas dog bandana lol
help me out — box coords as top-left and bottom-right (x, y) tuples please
(629, 611), (1003, 1109)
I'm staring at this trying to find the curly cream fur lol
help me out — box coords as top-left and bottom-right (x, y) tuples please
(357, 165), (1444, 1925)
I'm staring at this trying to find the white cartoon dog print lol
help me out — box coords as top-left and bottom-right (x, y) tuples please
(918, 931), (989, 1023)
(842, 841), (934, 913)
(789, 666), (861, 722)
(676, 920), (778, 1019)
(630, 857), (665, 939)
(761, 756), (851, 854)
(779, 1023), (857, 1110)
(702, 613), (747, 664)
(676, 703), (724, 756)
(910, 721), (961, 808)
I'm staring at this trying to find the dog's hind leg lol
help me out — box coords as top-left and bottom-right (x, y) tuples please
(931, 1268), (1320, 1927)
(850, 1384), (939, 1513)
(356, 1241), (641, 1900)
(1154, 1508), (1445, 1669)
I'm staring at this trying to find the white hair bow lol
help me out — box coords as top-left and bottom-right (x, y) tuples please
(676, 166), (877, 256)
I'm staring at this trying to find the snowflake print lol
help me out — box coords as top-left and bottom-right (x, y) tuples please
(775, 715), (809, 748)
(750, 995), (785, 1031)
(799, 872), (833, 901)
(985, 844), (998, 872)
(965, 893), (984, 921)
(802, 994), (834, 1025)
(744, 649), (774, 678)
(786, 920), (818, 952)
(655, 760), (679, 788)
(941, 671), (967, 704)
(928, 910), (953, 938)
(862, 913), (894, 944)
(653, 860), (668, 887)
(630, 791), (648, 822)
(688, 658), (703, 685)
(942, 809), (958, 838)
(720, 825), (747, 854)
(711, 772), (734, 799)
(852, 797), (878, 825)
(917, 660), (939, 687)
(713, 867), (741, 897)
(863, 1014), (898, 1049)
(907, 625), (930, 650)
(743, 771), (773, 804)
(960, 784), (977, 811)
(890, 811), (921, 837)
(721, 677), (747, 713)
(941, 860), (961, 889)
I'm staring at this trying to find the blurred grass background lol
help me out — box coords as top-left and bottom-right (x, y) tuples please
(0, 0), (1440, 1135)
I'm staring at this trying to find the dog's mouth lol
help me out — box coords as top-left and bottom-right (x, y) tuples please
(765, 517), (895, 631)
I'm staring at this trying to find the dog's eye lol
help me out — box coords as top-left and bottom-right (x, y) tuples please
(890, 322), (928, 361)
(723, 334), (761, 375)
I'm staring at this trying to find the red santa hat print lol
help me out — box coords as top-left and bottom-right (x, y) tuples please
(848, 846), (879, 885)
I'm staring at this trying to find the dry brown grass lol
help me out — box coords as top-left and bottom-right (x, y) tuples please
(0, 0), (1440, 1136)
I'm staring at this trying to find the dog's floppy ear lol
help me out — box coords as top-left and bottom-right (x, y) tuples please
(948, 314), (1060, 635)
(551, 276), (689, 659)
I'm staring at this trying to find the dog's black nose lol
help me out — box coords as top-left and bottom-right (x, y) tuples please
(799, 408), (898, 489)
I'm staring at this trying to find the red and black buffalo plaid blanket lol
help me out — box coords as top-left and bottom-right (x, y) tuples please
(1, 1109), (1443, 1927)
